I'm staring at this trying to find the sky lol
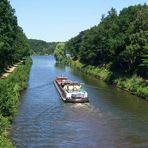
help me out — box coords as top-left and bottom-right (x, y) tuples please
(9, 0), (147, 42)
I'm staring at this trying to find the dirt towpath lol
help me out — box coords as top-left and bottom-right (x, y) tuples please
(0, 61), (23, 79)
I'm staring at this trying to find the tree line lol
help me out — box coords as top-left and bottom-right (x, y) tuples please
(29, 39), (57, 55)
(65, 4), (148, 78)
(0, 0), (30, 73)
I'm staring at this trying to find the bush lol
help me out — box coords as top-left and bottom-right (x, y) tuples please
(114, 75), (148, 99)
(0, 135), (14, 148)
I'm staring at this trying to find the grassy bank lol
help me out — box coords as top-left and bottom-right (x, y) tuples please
(0, 58), (32, 147)
(61, 58), (148, 100)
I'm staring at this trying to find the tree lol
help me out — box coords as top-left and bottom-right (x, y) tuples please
(0, 0), (30, 72)
(54, 42), (65, 61)
(29, 39), (57, 55)
(65, 4), (148, 77)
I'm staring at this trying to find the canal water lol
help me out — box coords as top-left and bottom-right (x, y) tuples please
(12, 56), (148, 148)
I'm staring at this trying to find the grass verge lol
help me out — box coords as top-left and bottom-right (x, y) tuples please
(62, 58), (148, 100)
(0, 58), (32, 147)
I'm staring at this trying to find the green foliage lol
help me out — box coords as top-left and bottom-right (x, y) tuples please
(118, 31), (148, 74)
(54, 42), (66, 61)
(0, 135), (14, 148)
(29, 39), (57, 55)
(139, 46), (148, 76)
(0, 115), (10, 134)
(65, 4), (148, 77)
(0, 58), (32, 147)
(114, 75), (148, 99)
(0, 0), (30, 73)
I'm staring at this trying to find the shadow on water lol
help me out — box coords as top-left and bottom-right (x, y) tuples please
(54, 63), (66, 70)
(11, 56), (148, 148)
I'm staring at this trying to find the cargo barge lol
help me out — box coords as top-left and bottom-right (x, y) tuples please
(54, 76), (89, 103)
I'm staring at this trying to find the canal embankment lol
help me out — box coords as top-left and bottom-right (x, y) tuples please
(57, 57), (148, 100)
(0, 58), (32, 147)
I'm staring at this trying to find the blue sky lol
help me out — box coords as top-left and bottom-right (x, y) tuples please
(9, 0), (147, 42)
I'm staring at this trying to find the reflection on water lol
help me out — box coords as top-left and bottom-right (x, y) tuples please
(12, 56), (148, 148)
(54, 62), (66, 70)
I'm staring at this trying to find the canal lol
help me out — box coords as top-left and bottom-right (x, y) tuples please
(12, 56), (148, 148)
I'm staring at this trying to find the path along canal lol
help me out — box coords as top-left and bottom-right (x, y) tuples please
(11, 56), (148, 148)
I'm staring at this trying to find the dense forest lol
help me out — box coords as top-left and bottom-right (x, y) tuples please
(0, 0), (30, 73)
(29, 39), (57, 55)
(64, 4), (148, 78)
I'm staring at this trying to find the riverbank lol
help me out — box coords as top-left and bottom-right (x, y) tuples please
(0, 58), (32, 147)
(59, 58), (148, 100)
